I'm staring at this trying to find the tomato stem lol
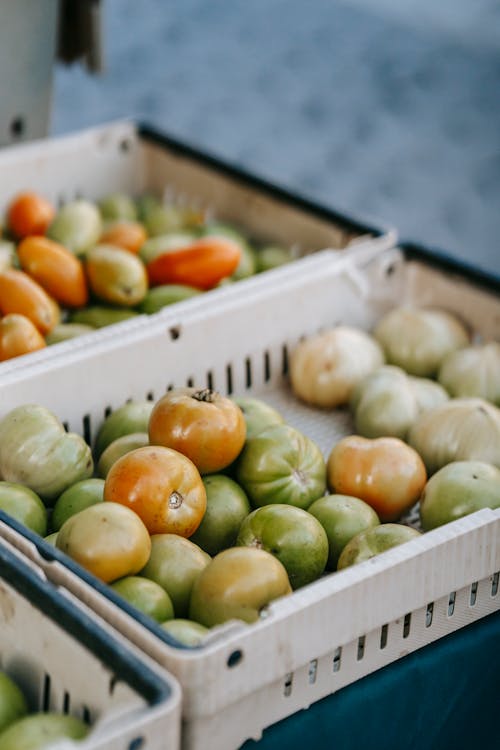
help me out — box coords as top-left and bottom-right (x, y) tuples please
(192, 388), (217, 403)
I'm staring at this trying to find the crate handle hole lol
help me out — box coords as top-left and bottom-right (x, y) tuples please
(120, 138), (132, 153)
(448, 592), (456, 617)
(128, 738), (145, 750)
(169, 326), (182, 341)
(357, 635), (365, 660)
(227, 649), (243, 668)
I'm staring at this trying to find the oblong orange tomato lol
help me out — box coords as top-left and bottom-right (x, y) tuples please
(149, 387), (247, 474)
(0, 313), (46, 360)
(327, 435), (427, 522)
(17, 236), (88, 308)
(103, 445), (207, 537)
(146, 236), (241, 290)
(7, 191), (55, 239)
(100, 220), (147, 255)
(0, 269), (60, 334)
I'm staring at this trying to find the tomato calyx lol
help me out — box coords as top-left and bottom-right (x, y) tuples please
(191, 388), (217, 403)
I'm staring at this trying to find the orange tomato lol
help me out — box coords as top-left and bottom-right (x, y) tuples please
(146, 236), (241, 290)
(100, 221), (147, 255)
(327, 435), (427, 522)
(7, 191), (55, 239)
(0, 269), (60, 334)
(103, 445), (207, 537)
(0, 314), (46, 360)
(149, 387), (247, 474)
(17, 236), (88, 308)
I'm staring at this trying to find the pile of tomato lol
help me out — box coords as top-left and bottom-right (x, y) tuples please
(0, 190), (293, 361)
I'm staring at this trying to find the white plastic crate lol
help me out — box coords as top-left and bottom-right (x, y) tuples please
(0, 119), (395, 374)
(0, 246), (498, 750)
(0, 536), (182, 750)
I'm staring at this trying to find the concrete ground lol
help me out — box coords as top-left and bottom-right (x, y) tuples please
(52, 0), (500, 276)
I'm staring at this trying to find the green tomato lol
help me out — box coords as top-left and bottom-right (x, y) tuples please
(69, 306), (139, 328)
(237, 504), (328, 589)
(51, 478), (105, 532)
(189, 546), (292, 627)
(45, 323), (95, 345)
(308, 494), (380, 570)
(190, 474), (251, 556)
(0, 672), (28, 734)
(419, 461), (500, 531)
(256, 245), (293, 273)
(47, 199), (102, 256)
(97, 432), (149, 478)
(0, 713), (89, 749)
(144, 205), (187, 236)
(44, 532), (59, 546)
(232, 397), (284, 440)
(140, 534), (211, 617)
(160, 618), (209, 647)
(235, 424), (326, 510)
(0, 405), (93, 503)
(0, 482), (47, 535)
(94, 401), (154, 459)
(98, 192), (138, 221)
(337, 524), (421, 570)
(350, 366), (418, 440)
(110, 575), (174, 623)
(138, 284), (202, 314)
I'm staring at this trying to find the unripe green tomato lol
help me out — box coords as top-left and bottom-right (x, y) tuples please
(51, 478), (105, 532)
(0, 482), (47, 535)
(110, 575), (174, 623)
(337, 524), (421, 570)
(308, 494), (380, 570)
(47, 199), (102, 256)
(190, 474), (251, 556)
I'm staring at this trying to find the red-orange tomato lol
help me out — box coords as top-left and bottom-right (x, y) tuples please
(17, 236), (89, 308)
(7, 191), (55, 239)
(0, 268), (60, 334)
(149, 387), (247, 474)
(100, 221), (148, 255)
(327, 435), (427, 522)
(146, 236), (241, 290)
(103, 445), (207, 537)
(0, 314), (46, 361)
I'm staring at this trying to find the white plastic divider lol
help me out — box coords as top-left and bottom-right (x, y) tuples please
(0, 247), (498, 750)
(0, 120), (396, 374)
(0, 537), (182, 750)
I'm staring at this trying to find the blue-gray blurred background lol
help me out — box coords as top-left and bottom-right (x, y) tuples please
(53, 0), (500, 276)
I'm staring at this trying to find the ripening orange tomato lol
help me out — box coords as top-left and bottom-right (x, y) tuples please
(0, 269), (60, 334)
(7, 191), (55, 239)
(149, 387), (247, 474)
(146, 236), (241, 290)
(100, 220), (148, 255)
(17, 236), (88, 308)
(327, 435), (427, 522)
(103, 445), (207, 537)
(0, 313), (46, 360)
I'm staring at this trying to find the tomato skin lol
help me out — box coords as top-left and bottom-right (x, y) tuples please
(103, 445), (207, 537)
(0, 269), (59, 334)
(56, 501), (151, 583)
(17, 236), (88, 308)
(149, 387), (246, 475)
(7, 191), (55, 238)
(327, 435), (427, 522)
(0, 314), (46, 360)
(100, 220), (147, 254)
(146, 236), (241, 290)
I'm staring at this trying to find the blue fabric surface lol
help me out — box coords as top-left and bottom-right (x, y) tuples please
(242, 610), (500, 750)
